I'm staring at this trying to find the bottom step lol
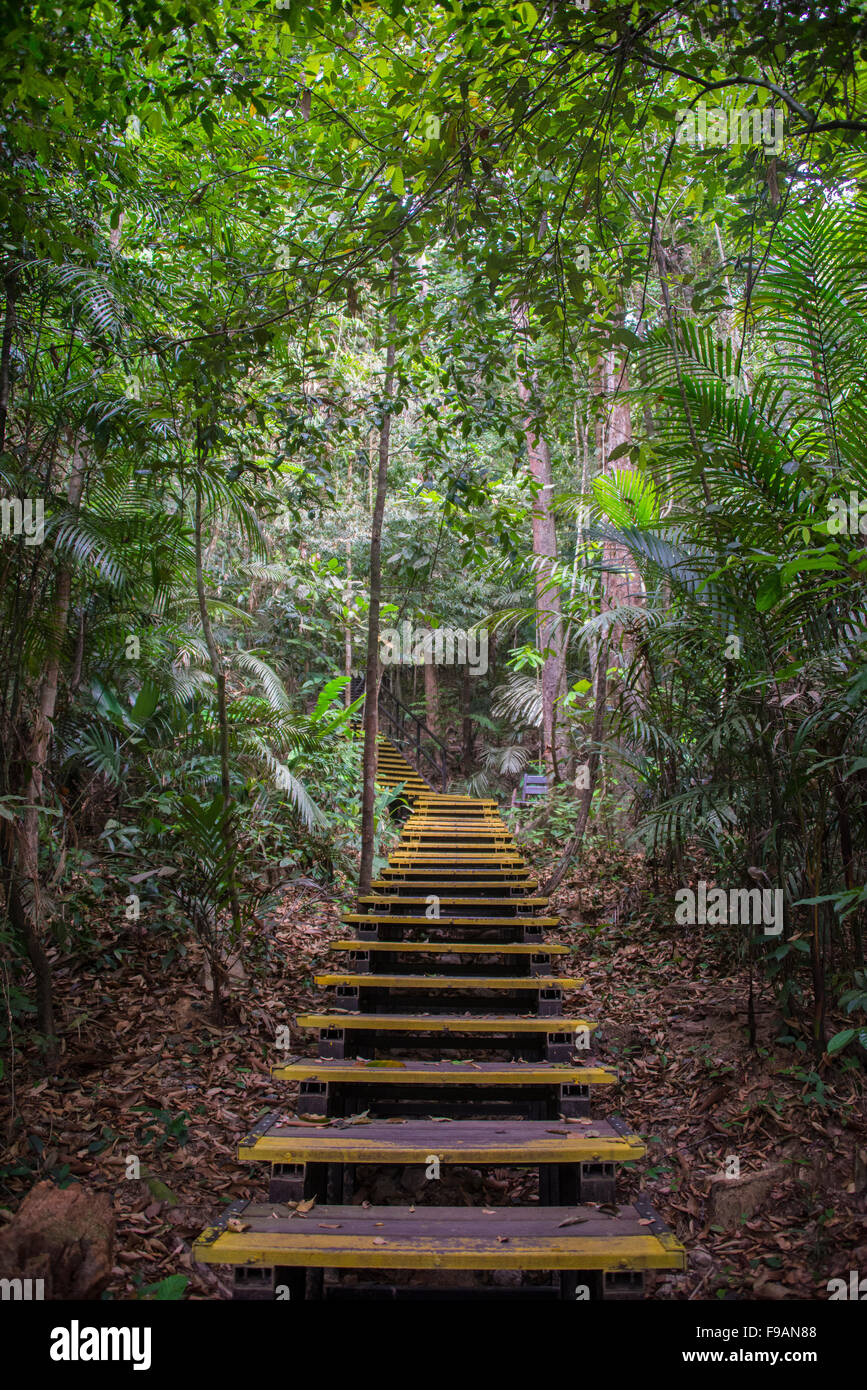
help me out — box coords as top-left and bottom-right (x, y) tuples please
(195, 1200), (685, 1272)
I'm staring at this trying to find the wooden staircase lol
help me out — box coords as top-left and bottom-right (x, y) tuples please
(194, 737), (685, 1299)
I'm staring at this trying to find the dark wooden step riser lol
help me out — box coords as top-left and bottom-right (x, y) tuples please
(332, 958), (560, 977)
(232, 1269), (639, 1301)
(265, 1160), (617, 1207)
(316, 1037), (582, 1063)
(296, 1081), (593, 1118)
(325, 992), (565, 1015)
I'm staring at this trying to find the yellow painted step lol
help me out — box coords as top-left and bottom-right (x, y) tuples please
(358, 896), (549, 907)
(238, 1116), (645, 1165)
(379, 868), (533, 878)
(313, 973), (569, 990)
(400, 833), (511, 841)
(195, 1202), (686, 1272)
(405, 811), (508, 822)
(296, 1012), (594, 1033)
(415, 800), (497, 808)
(399, 838), (514, 846)
(371, 880), (538, 892)
(388, 854), (526, 863)
(272, 1059), (614, 1085)
(331, 939), (569, 955)
(340, 914), (561, 927)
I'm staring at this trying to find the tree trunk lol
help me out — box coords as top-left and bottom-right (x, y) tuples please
(0, 265), (19, 452)
(344, 541), (353, 708)
(592, 334), (647, 728)
(511, 299), (567, 780)
(194, 471), (243, 976)
(543, 637), (609, 895)
(14, 435), (85, 1053)
(359, 255), (397, 895)
(834, 779), (863, 968)
(593, 346), (638, 617)
(422, 629), (440, 741)
(461, 666), (474, 774)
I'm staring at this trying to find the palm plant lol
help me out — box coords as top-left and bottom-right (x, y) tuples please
(579, 204), (867, 1055)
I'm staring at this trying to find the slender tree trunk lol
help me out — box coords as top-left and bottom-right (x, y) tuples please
(834, 780), (863, 968)
(592, 329), (648, 734)
(461, 666), (473, 774)
(359, 255), (397, 895)
(593, 346), (638, 618)
(194, 473), (243, 981)
(344, 541), (353, 708)
(808, 829), (826, 1060)
(511, 299), (567, 780)
(422, 628), (440, 740)
(543, 637), (609, 895)
(14, 435), (85, 1054)
(0, 266), (19, 452)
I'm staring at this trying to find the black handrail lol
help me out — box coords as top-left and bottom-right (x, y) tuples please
(351, 675), (448, 792)
(378, 683), (448, 793)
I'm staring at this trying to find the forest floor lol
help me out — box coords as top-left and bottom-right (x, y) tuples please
(1, 827), (865, 1301)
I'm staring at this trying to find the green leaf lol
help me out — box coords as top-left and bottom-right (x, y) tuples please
(755, 571), (782, 612)
(130, 681), (159, 725)
(138, 1274), (189, 1301)
(827, 1028), (856, 1055)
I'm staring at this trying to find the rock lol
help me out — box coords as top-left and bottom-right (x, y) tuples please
(706, 1166), (786, 1230)
(0, 1181), (114, 1299)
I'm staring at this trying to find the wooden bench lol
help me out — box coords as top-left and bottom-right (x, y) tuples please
(512, 772), (549, 807)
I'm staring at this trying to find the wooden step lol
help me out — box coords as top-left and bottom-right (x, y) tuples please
(358, 896), (549, 907)
(371, 880), (538, 892)
(404, 814), (505, 822)
(341, 914), (561, 928)
(195, 1201), (685, 1272)
(296, 1013), (594, 1034)
(273, 1059), (614, 1085)
(377, 861), (527, 872)
(399, 841), (515, 850)
(399, 834), (512, 843)
(239, 1115), (644, 1165)
(388, 854), (526, 863)
(313, 973), (568, 990)
(331, 940), (569, 955)
(273, 1058), (612, 1086)
(402, 820), (508, 829)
